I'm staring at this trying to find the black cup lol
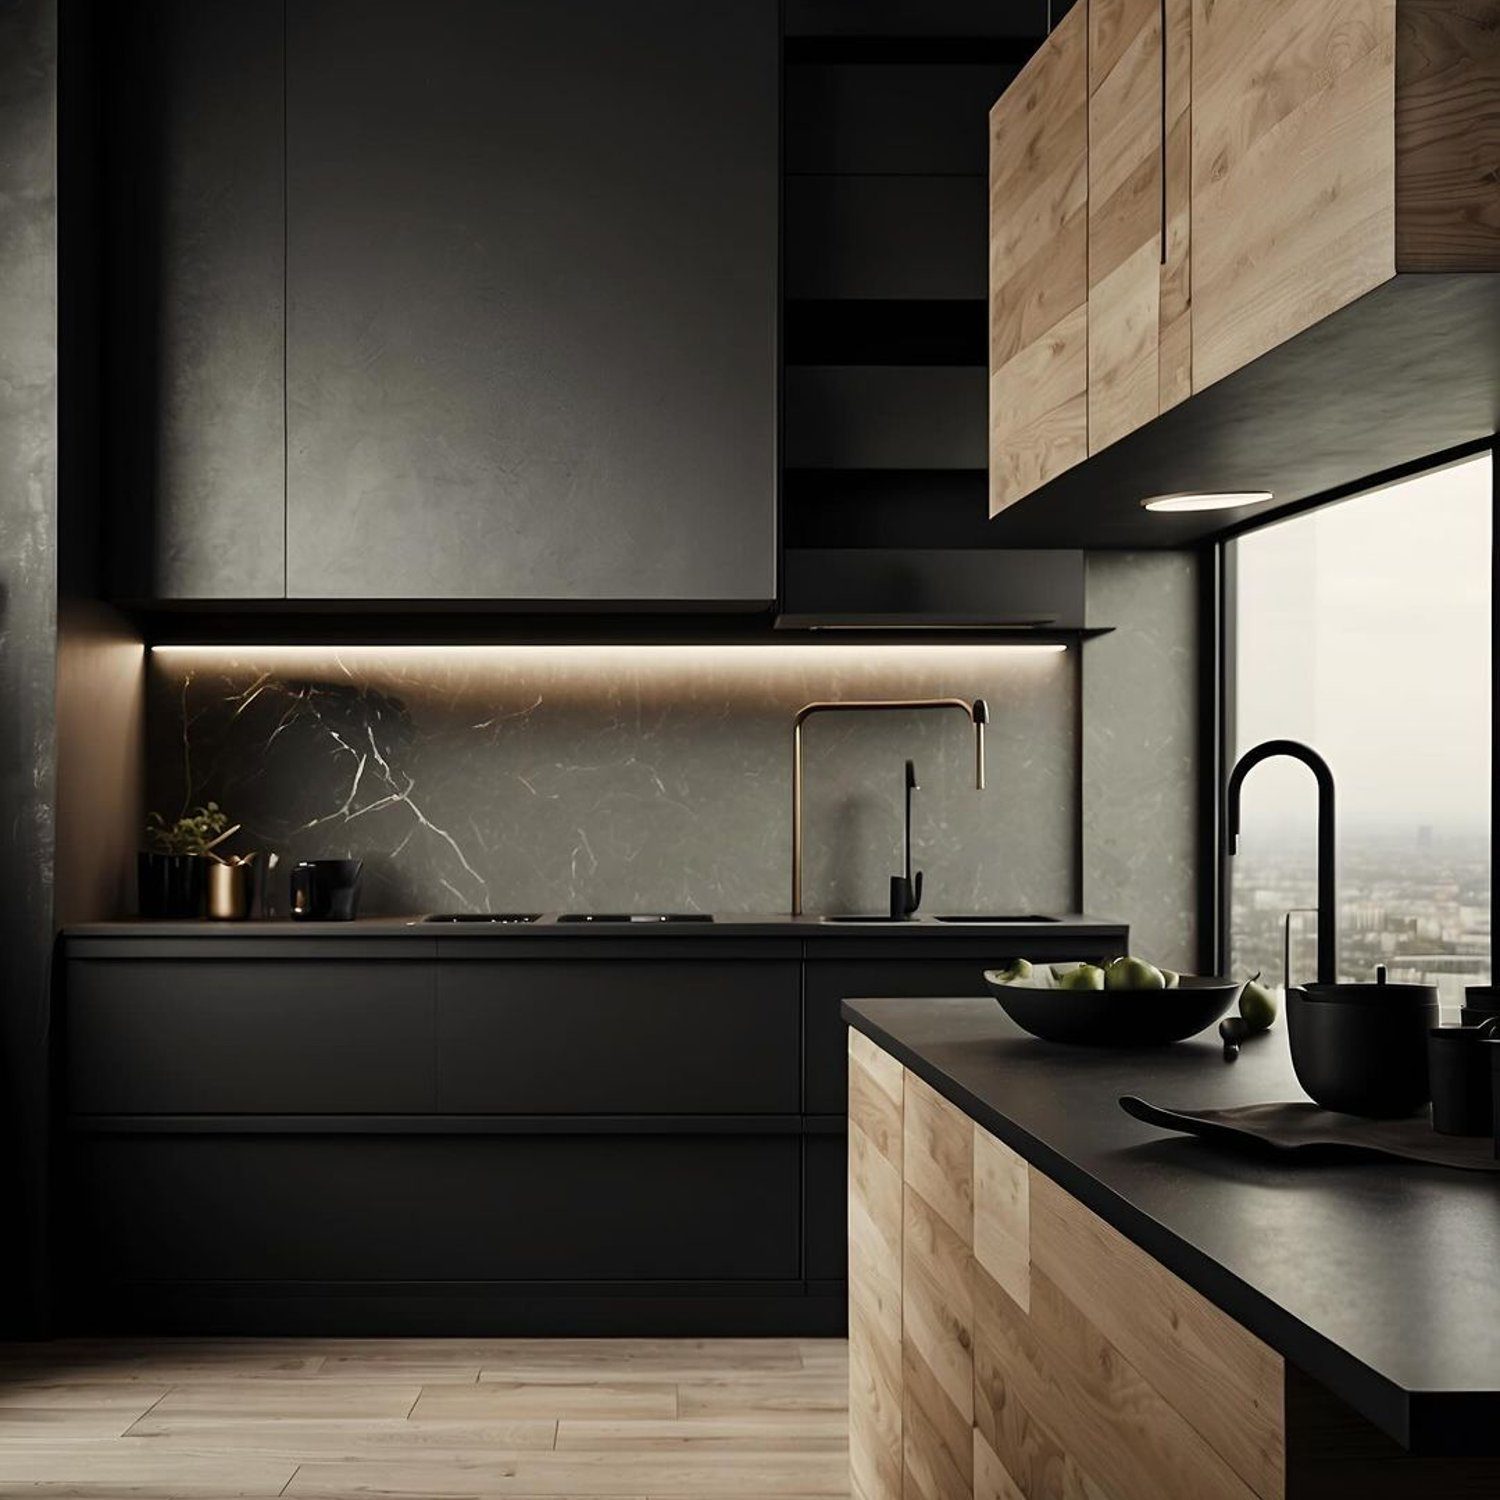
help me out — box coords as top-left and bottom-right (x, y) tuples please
(1428, 1019), (1498, 1135)
(289, 859), (363, 922)
(137, 851), (207, 918)
(1462, 986), (1500, 1028)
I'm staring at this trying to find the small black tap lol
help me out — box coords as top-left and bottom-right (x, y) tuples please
(890, 759), (924, 919)
(1224, 739), (1337, 984)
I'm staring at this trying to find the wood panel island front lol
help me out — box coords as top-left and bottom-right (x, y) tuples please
(846, 995), (1500, 1500)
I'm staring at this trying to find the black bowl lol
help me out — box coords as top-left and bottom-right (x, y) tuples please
(983, 972), (1243, 1046)
(1286, 986), (1438, 1117)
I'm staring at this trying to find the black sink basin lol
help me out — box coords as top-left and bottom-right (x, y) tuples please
(934, 914), (1059, 923)
(818, 915), (923, 924)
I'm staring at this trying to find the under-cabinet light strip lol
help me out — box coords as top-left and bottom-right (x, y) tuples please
(148, 643), (1069, 657)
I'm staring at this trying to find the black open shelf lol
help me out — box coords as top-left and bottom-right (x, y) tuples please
(785, 300), (986, 366)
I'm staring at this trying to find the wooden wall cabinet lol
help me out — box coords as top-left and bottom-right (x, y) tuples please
(1191, 0), (1396, 391)
(1086, 0), (1164, 451)
(988, 0), (1500, 526)
(987, 3), (1089, 516)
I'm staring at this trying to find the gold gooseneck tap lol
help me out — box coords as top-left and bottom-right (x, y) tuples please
(791, 697), (990, 916)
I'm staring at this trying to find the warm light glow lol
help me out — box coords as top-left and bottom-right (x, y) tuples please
(147, 642), (1070, 659)
(1141, 491), (1274, 514)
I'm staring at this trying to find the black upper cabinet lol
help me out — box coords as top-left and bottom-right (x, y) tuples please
(103, 0), (286, 601)
(284, 0), (779, 604)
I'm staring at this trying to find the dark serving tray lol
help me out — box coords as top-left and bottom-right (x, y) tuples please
(1120, 1096), (1500, 1173)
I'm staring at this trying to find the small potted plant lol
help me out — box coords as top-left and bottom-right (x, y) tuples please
(138, 803), (231, 918)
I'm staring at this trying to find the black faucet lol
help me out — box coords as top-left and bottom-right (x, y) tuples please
(890, 759), (923, 919)
(1224, 739), (1337, 983)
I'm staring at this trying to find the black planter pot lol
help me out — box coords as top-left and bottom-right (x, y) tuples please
(137, 851), (207, 918)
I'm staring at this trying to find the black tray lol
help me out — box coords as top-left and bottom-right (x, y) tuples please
(1120, 1096), (1500, 1173)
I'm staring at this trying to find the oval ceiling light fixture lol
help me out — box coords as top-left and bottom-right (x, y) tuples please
(1141, 490), (1274, 514)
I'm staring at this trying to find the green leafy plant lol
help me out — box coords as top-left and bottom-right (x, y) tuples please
(145, 802), (229, 856)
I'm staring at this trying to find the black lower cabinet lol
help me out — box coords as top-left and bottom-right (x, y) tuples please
(63, 1133), (800, 1324)
(56, 928), (1122, 1334)
(435, 956), (800, 1114)
(803, 1130), (848, 1285)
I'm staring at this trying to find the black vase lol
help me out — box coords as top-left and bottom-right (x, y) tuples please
(137, 851), (207, 919)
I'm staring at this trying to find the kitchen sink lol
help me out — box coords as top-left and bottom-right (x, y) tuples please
(933, 914), (1059, 923)
(423, 913), (541, 923)
(557, 913), (714, 924)
(818, 914), (1060, 924)
(819, 915), (921, 924)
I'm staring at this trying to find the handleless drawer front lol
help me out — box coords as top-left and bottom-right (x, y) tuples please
(67, 1134), (801, 1283)
(436, 960), (801, 1114)
(65, 958), (437, 1115)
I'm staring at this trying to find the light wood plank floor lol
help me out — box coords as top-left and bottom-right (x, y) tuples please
(0, 1337), (849, 1498)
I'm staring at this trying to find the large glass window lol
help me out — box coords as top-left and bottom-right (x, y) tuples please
(1229, 452), (1492, 1009)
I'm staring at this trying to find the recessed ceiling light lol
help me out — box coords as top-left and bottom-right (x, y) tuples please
(1141, 490), (1274, 514)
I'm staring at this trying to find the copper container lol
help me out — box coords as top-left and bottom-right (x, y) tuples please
(207, 859), (249, 920)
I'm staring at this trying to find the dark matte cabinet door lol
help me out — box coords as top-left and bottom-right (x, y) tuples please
(285, 0), (778, 603)
(103, 0), (285, 600)
(436, 960), (800, 1114)
(804, 1131), (847, 1283)
(69, 1135), (800, 1281)
(66, 959), (437, 1114)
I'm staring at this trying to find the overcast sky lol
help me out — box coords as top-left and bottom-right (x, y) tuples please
(1235, 452), (1492, 838)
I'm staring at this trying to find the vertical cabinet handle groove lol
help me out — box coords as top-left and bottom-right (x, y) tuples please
(1160, 0), (1168, 265)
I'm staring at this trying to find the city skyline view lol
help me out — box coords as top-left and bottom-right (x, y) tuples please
(1231, 453), (1492, 1004)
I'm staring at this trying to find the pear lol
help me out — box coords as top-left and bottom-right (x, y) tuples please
(992, 958), (1033, 986)
(1161, 968), (1181, 989)
(1239, 973), (1279, 1031)
(1104, 956), (1166, 991)
(1057, 962), (1105, 992)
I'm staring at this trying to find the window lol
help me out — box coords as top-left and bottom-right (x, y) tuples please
(1228, 452), (1492, 1009)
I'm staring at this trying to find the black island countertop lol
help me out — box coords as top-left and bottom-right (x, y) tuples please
(843, 994), (1500, 1457)
(62, 912), (1124, 943)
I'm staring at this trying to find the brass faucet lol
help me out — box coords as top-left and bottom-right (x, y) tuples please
(791, 698), (989, 916)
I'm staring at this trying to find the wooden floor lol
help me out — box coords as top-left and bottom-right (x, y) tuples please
(0, 1337), (849, 1498)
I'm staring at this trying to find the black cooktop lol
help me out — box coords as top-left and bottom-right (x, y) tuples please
(556, 913), (714, 924)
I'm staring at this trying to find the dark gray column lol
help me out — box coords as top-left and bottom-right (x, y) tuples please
(0, 0), (59, 1335)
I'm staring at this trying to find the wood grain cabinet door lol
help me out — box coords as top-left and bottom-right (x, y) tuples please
(987, 2), (1089, 516)
(1087, 0), (1194, 450)
(1087, 0), (1164, 451)
(1191, 0), (1397, 392)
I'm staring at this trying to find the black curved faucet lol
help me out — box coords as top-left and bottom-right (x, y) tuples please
(1224, 739), (1337, 984)
(890, 759), (923, 919)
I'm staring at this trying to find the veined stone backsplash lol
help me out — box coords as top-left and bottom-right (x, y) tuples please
(145, 645), (1078, 917)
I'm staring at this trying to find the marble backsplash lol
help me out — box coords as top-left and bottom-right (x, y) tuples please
(145, 644), (1078, 917)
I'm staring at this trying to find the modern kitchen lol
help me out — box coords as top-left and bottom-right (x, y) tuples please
(1, 0), (1496, 1495)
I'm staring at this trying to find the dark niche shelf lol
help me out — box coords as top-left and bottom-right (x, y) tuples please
(785, 300), (986, 367)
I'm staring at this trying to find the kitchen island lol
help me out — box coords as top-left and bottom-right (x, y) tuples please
(844, 994), (1500, 1499)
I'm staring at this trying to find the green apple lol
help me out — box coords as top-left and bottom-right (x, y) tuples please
(1057, 962), (1105, 991)
(1240, 973), (1279, 1031)
(1104, 955), (1166, 991)
(1161, 968), (1180, 989)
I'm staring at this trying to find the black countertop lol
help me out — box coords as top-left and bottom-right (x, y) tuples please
(62, 912), (1125, 942)
(842, 994), (1500, 1456)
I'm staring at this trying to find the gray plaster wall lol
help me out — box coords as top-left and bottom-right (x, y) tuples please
(145, 645), (1079, 919)
(1082, 552), (1203, 971)
(0, 0), (58, 1335)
